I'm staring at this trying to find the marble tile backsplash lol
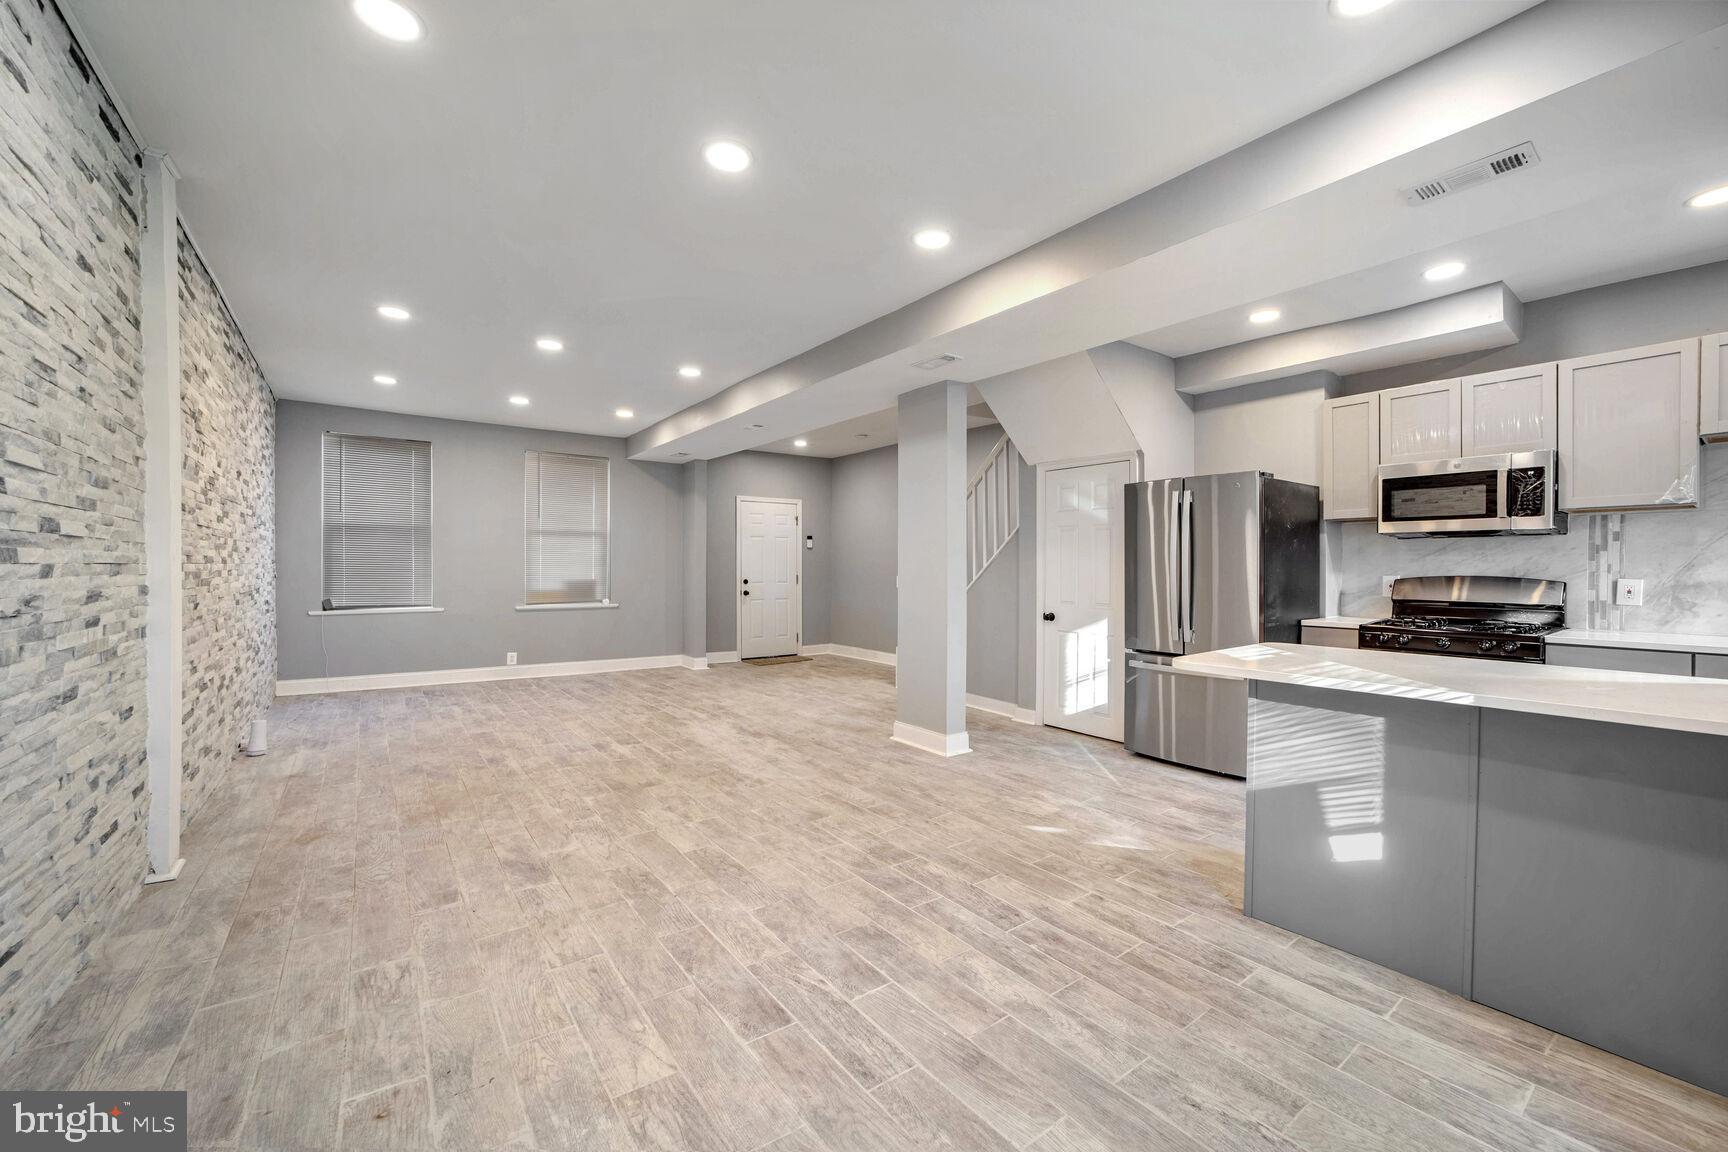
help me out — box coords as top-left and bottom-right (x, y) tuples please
(1338, 443), (1728, 635)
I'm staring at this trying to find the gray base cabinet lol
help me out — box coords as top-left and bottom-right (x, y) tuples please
(1244, 682), (1728, 1095)
(1474, 712), (1728, 1096)
(1246, 684), (1476, 993)
(1546, 644), (1693, 675)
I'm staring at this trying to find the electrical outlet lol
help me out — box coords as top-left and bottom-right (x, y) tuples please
(1615, 579), (1644, 607)
(506, 652), (518, 666)
(1382, 576), (1397, 598)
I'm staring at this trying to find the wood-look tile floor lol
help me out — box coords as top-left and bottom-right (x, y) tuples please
(7, 656), (1726, 1151)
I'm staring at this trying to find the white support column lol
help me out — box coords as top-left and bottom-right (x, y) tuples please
(893, 380), (969, 756)
(682, 460), (709, 668)
(141, 150), (184, 884)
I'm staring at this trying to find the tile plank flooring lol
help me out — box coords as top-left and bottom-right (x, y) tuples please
(7, 655), (1725, 1150)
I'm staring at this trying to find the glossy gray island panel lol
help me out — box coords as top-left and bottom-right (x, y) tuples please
(1179, 644), (1728, 1096)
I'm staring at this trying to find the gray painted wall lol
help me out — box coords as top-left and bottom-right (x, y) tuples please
(1341, 260), (1728, 394)
(831, 446), (899, 654)
(276, 400), (684, 680)
(827, 428), (1037, 708)
(705, 451), (833, 653)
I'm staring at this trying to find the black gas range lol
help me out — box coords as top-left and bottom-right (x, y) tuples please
(1358, 575), (1566, 663)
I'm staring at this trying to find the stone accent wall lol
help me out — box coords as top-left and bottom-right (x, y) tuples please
(178, 230), (274, 819)
(0, 0), (149, 1053)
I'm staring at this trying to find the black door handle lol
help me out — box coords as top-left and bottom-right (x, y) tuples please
(742, 590), (750, 597)
(1042, 612), (1055, 622)
(742, 578), (749, 584)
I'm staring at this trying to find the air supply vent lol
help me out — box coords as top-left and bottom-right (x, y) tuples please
(912, 354), (960, 370)
(1403, 142), (1540, 205)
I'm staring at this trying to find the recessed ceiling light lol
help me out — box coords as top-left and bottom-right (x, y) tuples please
(1423, 261), (1467, 282)
(508, 395), (530, 406)
(702, 140), (752, 173)
(1248, 308), (1281, 325)
(678, 365), (702, 379)
(376, 304), (410, 321)
(913, 228), (952, 251)
(615, 407), (635, 419)
(535, 337), (563, 352)
(793, 439), (808, 448)
(1686, 183), (1728, 209)
(1330, 0), (1397, 17)
(373, 374), (397, 386)
(353, 0), (422, 42)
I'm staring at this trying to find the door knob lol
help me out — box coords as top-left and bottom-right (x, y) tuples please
(1041, 612), (1055, 622)
(741, 578), (749, 584)
(742, 590), (750, 597)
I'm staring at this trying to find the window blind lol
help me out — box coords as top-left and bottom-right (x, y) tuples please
(524, 450), (610, 605)
(321, 432), (433, 608)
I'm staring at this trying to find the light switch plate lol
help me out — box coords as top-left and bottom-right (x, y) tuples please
(1615, 579), (1644, 607)
(506, 651), (518, 665)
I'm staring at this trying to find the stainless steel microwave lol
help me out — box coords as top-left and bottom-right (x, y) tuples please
(1377, 450), (1567, 537)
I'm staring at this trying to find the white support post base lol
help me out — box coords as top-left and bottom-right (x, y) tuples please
(144, 858), (186, 885)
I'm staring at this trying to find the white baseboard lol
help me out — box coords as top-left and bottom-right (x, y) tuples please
(966, 693), (1037, 724)
(707, 650), (740, 665)
(681, 655), (709, 671)
(825, 644), (897, 667)
(891, 721), (972, 757)
(276, 653), (692, 696)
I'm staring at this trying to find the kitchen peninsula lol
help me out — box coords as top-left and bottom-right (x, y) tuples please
(1174, 642), (1728, 1096)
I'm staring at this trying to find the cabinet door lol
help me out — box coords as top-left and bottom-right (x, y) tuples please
(1380, 378), (1463, 464)
(1695, 654), (1728, 680)
(1462, 363), (1557, 455)
(1557, 339), (1700, 511)
(1321, 393), (1380, 521)
(1546, 645), (1692, 676)
(1703, 331), (1728, 442)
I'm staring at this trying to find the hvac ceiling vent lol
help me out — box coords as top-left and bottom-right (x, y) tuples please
(912, 353), (960, 370)
(1403, 142), (1540, 205)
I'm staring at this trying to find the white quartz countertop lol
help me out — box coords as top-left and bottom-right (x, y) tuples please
(1550, 629), (1728, 656)
(1174, 643), (1728, 737)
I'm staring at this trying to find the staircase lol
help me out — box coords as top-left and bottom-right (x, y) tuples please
(966, 434), (1020, 587)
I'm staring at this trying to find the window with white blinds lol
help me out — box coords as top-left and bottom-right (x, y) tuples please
(321, 433), (433, 609)
(524, 450), (610, 605)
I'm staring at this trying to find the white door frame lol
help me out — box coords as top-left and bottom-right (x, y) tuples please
(735, 495), (804, 657)
(1033, 451), (1141, 729)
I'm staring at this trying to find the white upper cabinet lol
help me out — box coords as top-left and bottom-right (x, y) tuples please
(1702, 331), (1728, 443)
(1558, 339), (1700, 511)
(1321, 392), (1380, 522)
(1461, 363), (1557, 455)
(1379, 378), (1463, 464)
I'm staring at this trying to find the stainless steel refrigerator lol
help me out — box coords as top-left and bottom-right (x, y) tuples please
(1124, 471), (1320, 777)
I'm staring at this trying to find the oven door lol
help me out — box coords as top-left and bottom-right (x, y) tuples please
(1378, 455), (1509, 536)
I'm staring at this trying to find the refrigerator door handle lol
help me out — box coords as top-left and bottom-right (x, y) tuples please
(1180, 488), (1195, 644)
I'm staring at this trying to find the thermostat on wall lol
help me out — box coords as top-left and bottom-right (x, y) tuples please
(805, 535), (814, 550)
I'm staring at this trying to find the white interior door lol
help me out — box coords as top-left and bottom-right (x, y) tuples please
(1041, 459), (1130, 740)
(738, 497), (800, 658)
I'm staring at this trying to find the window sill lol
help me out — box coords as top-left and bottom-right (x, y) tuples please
(308, 606), (445, 616)
(515, 601), (619, 612)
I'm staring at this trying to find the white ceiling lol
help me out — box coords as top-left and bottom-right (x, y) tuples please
(66, 0), (1537, 436)
(611, 3), (1728, 461)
